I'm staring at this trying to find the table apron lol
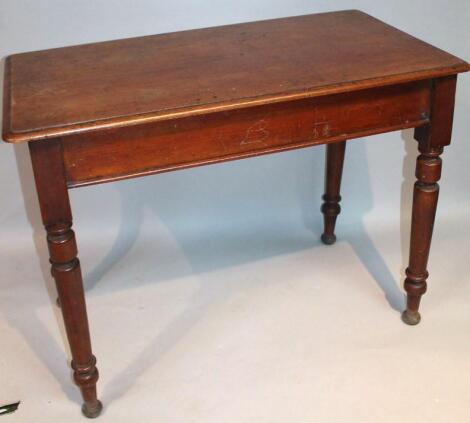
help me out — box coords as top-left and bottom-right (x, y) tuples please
(62, 80), (431, 188)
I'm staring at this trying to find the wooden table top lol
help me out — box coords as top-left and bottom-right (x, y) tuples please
(3, 10), (469, 143)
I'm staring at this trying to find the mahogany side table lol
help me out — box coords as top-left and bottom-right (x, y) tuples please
(2, 10), (469, 418)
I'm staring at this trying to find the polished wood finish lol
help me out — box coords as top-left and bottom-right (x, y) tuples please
(415, 75), (457, 148)
(28, 140), (102, 417)
(402, 144), (442, 325)
(321, 141), (346, 245)
(3, 10), (469, 143)
(402, 75), (457, 325)
(2, 10), (469, 418)
(62, 81), (429, 187)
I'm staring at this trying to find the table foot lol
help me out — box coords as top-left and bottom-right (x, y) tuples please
(321, 233), (336, 245)
(401, 310), (421, 326)
(82, 400), (103, 419)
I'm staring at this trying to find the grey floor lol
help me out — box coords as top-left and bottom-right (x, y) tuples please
(1, 211), (469, 423)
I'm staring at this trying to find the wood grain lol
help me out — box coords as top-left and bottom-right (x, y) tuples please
(29, 139), (102, 417)
(321, 141), (346, 245)
(2, 9), (469, 416)
(402, 75), (458, 325)
(62, 80), (430, 187)
(3, 10), (469, 143)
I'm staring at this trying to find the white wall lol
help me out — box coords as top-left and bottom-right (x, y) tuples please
(0, 0), (469, 249)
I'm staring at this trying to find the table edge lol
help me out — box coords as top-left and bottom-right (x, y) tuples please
(3, 59), (469, 144)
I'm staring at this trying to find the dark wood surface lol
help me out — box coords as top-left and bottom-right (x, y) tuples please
(1, 8), (469, 418)
(321, 141), (346, 245)
(28, 139), (102, 417)
(401, 75), (457, 325)
(62, 80), (430, 187)
(3, 9), (469, 143)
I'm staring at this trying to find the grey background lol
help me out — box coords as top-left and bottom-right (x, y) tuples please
(1, 2), (469, 422)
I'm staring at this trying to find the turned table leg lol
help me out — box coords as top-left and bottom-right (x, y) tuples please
(402, 75), (457, 325)
(402, 144), (443, 325)
(29, 140), (102, 417)
(321, 141), (346, 245)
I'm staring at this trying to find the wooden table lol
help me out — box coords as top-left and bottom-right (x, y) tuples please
(3, 10), (469, 418)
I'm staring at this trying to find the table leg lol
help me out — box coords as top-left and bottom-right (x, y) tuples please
(321, 141), (346, 245)
(29, 140), (102, 418)
(402, 75), (457, 325)
(402, 143), (443, 325)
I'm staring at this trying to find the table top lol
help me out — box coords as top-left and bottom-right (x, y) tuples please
(3, 10), (469, 143)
